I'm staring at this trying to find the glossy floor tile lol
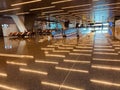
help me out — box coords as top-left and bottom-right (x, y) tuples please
(0, 30), (120, 90)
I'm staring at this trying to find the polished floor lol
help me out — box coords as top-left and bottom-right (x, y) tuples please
(0, 29), (120, 90)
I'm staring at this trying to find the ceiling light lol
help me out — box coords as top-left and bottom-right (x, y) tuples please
(11, 0), (41, 6)
(51, 0), (72, 4)
(37, 16), (47, 18)
(93, 0), (99, 1)
(42, 10), (64, 14)
(62, 4), (91, 9)
(93, 7), (120, 11)
(68, 8), (92, 13)
(50, 12), (68, 16)
(0, 8), (20, 13)
(94, 2), (120, 7)
(16, 12), (29, 15)
(30, 6), (55, 11)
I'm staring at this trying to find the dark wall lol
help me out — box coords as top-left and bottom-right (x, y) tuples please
(0, 24), (3, 37)
(0, 17), (14, 24)
(115, 16), (120, 21)
(24, 14), (36, 32)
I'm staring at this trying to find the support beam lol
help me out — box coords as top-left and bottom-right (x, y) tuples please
(11, 15), (27, 32)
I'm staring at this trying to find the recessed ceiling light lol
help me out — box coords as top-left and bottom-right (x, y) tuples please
(94, 2), (120, 7)
(93, 0), (99, 1)
(51, 0), (72, 4)
(93, 7), (120, 11)
(11, 0), (41, 6)
(68, 8), (92, 13)
(30, 6), (55, 11)
(50, 12), (68, 16)
(16, 12), (29, 15)
(62, 4), (91, 9)
(0, 8), (20, 13)
(42, 10), (64, 14)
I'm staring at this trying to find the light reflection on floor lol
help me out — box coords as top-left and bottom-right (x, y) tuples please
(0, 84), (21, 90)
(41, 81), (84, 90)
(0, 28), (120, 90)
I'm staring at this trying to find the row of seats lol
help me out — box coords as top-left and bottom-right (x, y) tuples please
(38, 30), (51, 35)
(9, 31), (35, 38)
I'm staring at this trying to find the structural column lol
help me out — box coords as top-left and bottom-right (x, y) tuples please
(11, 15), (27, 32)
(114, 16), (120, 40)
(0, 24), (3, 37)
(24, 14), (36, 32)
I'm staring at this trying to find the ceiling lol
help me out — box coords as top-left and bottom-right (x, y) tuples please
(0, 0), (120, 22)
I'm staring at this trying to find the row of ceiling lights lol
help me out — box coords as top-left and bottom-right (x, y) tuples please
(0, 0), (120, 16)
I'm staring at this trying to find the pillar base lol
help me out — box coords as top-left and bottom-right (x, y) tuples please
(77, 35), (79, 37)
(63, 35), (66, 37)
(52, 35), (54, 37)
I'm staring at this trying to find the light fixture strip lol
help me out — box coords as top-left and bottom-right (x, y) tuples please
(30, 6), (55, 11)
(68, 8), (92, 13)
(94, 7), (120, 11)
(37, 16), (47, 18)
(0, 8), (20, 13)
(42, 10), (64, 14)
(94, 2), (120, 7)
(62, 4), (91, 9)
(11, 0), (41, 6)
(16, 12), (29, 15)
(51, 0), (72, 4)
(50, 12), (68, 16)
